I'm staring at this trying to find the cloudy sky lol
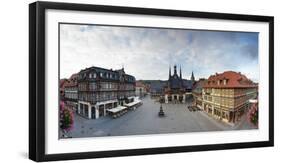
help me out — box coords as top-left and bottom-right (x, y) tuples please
(60, 24), (259, 82)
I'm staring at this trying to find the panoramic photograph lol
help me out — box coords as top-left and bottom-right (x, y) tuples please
(59, 23), (259, 139)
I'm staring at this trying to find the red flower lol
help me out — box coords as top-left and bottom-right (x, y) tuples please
(59, 101), (74, 132)
(247, 102), (258, 127)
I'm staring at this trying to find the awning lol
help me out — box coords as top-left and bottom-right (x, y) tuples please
(124, 100), (141, 107)
(107, 106), (127, 113)
(96, 99), (118, 106)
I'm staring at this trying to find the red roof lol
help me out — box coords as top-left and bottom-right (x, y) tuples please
(136, 81), (149, 91)
(69, 73), (78, 80)
(136, 81), (145, 87)
(203, 71), (257, 88)
(60, 79), (68, 88)
(64, 73), (78, 87)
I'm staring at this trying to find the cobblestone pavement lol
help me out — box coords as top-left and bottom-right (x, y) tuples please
(62, 95), (257, 138)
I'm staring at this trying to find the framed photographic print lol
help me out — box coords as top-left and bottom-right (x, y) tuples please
(29, 1), (274, 162)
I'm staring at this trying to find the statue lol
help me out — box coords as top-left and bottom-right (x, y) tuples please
(158, 104), (165, 117)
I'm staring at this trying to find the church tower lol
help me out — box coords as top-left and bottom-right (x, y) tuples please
(191, 71), (195, 82)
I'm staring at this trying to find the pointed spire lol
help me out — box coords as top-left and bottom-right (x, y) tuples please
(180, 65), (182, 79)
(174, 64), (177, 75)
(169, 65), (171, 78)
(191, 71), (195, 82)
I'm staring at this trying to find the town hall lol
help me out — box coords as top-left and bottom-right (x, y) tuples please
(164, 65), (195, 103)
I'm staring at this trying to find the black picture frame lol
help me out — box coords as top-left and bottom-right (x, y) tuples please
(29, 1), (274, 162)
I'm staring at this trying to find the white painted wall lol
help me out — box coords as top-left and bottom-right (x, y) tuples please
(0, 0), (280, 162)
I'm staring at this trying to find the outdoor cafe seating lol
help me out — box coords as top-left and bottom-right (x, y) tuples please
(107, 106), (128, 118)
(107, 98), (142, 118)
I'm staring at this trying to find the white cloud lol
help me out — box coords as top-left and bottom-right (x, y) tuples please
(60, 24), (259, 82)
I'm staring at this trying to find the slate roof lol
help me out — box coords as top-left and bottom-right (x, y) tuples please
(182, 79), (194, 90)
(79, 66), (135, 83)
(145, 79), (194, 94)
(169, 74), (182, 89)
(149, 81), (166, 93)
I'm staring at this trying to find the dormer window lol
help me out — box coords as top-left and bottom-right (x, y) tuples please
(217, 80), (220, 85)
(93, 73), (96, 78)
(223, 79), (227, 85)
